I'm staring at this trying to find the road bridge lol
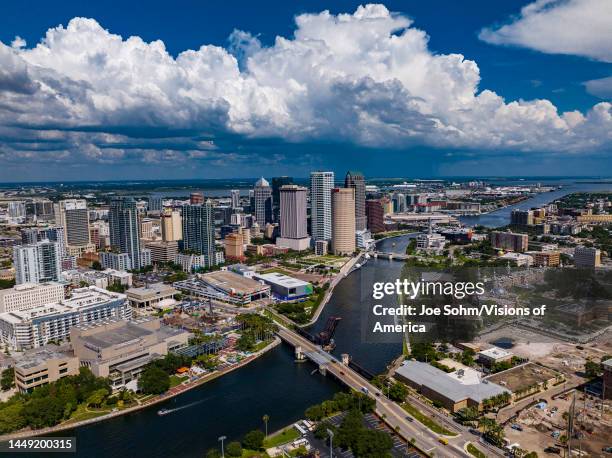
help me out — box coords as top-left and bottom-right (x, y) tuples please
(276, 325), (477, 458)
(370, 251), (410, 261)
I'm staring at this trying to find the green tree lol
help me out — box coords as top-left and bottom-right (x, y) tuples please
(195, 354), (219, 371)
(0, 367), (15, 390)
(585, 360), (602, 378)
(0, 402), (26, 433)
(236, 333), (256, 352)
(314, 421), (335, 440)
(138, 366), (170, 395)
(388, 382), (408, 402)
(242, 429), (264, 450)
(205, 449), (221, 458)
(86, 388), (109, 408)
(91, 261), (103, 271)
(225, 441), (242, 457)
(22, 396), (65, 429)
(352, 429), (393, 457)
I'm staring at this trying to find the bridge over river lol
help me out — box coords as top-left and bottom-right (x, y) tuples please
(275, 325), (481, 458)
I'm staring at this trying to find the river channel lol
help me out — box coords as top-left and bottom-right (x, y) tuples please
(29, 178), (612, 457)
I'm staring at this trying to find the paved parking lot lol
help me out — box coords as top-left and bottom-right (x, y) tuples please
(306, 413), (423, 458)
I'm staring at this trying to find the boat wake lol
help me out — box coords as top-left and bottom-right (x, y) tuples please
(158, 398), (210, 416)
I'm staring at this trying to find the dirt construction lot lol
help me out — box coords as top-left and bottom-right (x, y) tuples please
(486, 362), (560, 393)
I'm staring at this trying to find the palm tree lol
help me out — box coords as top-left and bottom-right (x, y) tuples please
(263, 414), (270, 437)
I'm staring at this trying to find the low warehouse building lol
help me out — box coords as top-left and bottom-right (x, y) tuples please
(395, 360), (509, 412)
(253, 272), (313, 300)
(174, 271), (270, 306)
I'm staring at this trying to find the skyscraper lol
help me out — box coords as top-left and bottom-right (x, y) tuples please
(272, 176), (293, 222)
(54, 199), (94, 256)
(161, 209), (182, 242)
(148, 196), (163, 213)
(276, 185), (310, 251)
(181, 201), (216, 268)
(344, 171), (366, 231)
(8, 201), (26, 219)
(392, 193), (406, 213)
(230, 189), (241, 209)
(310, 171), (334, 242)
(254, 177), (273, 225)
(331, 188), (356, 255)
(13, 240), (62, 284)
(366, 199), (386, 233)
(109, 197), (143, 270)
(224, 232), (244, 261)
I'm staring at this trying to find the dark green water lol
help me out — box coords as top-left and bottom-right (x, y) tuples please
(29, 235), (409, 458)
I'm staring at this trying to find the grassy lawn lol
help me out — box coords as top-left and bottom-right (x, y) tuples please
(401, 402), (457, 436)
(169, 374), (185, 388)
(252, 339), (273, 352)
(263, 426), (300, 448)
(66, 404), (112, 423)
(467, 443), (486, 458)
(242, 450), (270, 457)
(259, 267), (294, 275)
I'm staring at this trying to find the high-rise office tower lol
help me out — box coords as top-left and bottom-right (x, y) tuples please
(310, 171), (334, 242)
(161, 209), (182, 242)
(230, 190), (241, 209)
(190, 192), (204, 205)
(148, 196), (163, 213)
(8, 201), (26, 219)
(26, 200), (54, 221)
(344, 171), (366, 231)
(392, 193), (406, 213)
(54, 199), (93, 256)
(272, 176), (293, 222)
(331, 188), (356, 255)
(181, 202), (216, 268)
(366, 199), (386, 233)
(13, 240), (62, 284)
(254, 177), (273, 225)
(109, 197), (143, 270)
(248, 190), (255, 213)
(276, 185), (310, 251)
(224, 232), (244, 261)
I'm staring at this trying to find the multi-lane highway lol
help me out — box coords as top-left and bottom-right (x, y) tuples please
(276, 326), (486, 458)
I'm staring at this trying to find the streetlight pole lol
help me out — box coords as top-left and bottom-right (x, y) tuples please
(218, 435), (226, 458)
(327, 429), (334, 458)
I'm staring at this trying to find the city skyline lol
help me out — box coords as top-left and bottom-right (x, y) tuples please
(0, 0), (610, 181)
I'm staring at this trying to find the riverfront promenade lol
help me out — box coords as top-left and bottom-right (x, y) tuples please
(275, 325), (477, 458)
(0, 338), (281, 443)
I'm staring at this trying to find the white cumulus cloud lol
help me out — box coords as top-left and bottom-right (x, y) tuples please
(0, 3), (611, 169)
(479, 0), (612, 63)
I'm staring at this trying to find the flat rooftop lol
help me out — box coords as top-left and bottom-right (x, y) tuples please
(200, 271), (269, 295)
(16, 345), (74, 370)
(478, 346), (512, 360)
(254, 272), (311, 288)
(127, 282), (176, 296)
(81, 323), (153, 349)
(0, 287), (125, 323)
(396, 360), (509, 403)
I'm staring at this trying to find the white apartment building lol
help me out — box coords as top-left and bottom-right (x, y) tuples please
(13, 240), (62, 285)
(0, 286), (131, 350)
(310, 171), (334, 243)
(0, 282), (65, 314)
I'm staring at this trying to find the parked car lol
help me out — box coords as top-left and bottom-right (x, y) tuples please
(544, 446), (561, 454)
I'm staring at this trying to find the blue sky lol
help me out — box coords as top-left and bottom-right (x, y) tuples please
(0, 0), (610, 181)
